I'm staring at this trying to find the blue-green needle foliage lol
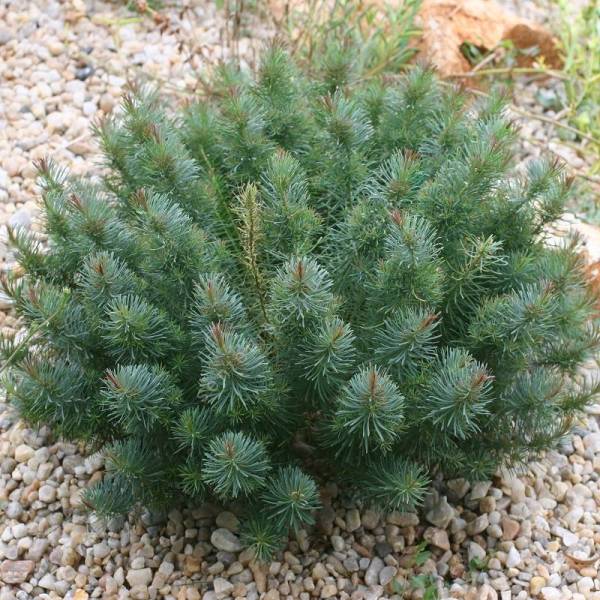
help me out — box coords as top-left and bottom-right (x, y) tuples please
(3, 44), (599, 558)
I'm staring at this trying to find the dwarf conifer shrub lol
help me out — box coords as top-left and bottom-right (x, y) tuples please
(3, 46), (599, 559)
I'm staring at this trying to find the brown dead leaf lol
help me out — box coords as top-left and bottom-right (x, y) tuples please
(413, 0), (561, 77)
(566, 551), (599, 569)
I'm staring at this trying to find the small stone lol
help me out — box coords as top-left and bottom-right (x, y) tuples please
(14, 444), (35, 462)
(469, 481), (492, 500)
(479, 496), (496, 513)
(501, 517), (520, 541)
(551, 481), (569, 502)
(0, 28), (14, 44)
(93, 542), (110, 560)
(547, 573), (561, 587)
(82, 101), (97, 117)
(8, 209), (32, 231)
(184, 555), (202, 575)
(47, 40), (64, 56)
(100, 93), (115, 113)
(466, 514), (488, 535)
(39, 573), (56, 590)
(4, 502), (23, 520)
(540, 588), (561, 600)
(68, 141), (92, 156)
(38, 484), (57, 503)
(467, 542), (486, 564)
(126, 568), (153, 587)
(379, 565), (397, 586)
(530, 577), (546, 596)
(362, 509), (380, 530)
(346, 508), (361, 532)
(211, 528), (242, 552)
(365, 557), (384, 586)
(506, 546), (521, 568)
(424, 527), (450, 551)
(447, 478), (470, 500)
(213, 578), (234, 599)
(26, 539), (49, 561)
(216, 511), (240, 532)
(317, 505), (335, 535)
(330, 535), (345, 552)
(584, 432), (600, 452)
(312, 562), (328, 579)
(508, 478), (526, 503)
(426, 495), (454, 529)
(0, 560), (34, 584)
(556, 526), (578, 547)
(577, 577), (594, 593)
(75, 66), (94, 81)
(73, 591), (89, 600)
(46, 111), (65, 134)
(12, 523), (27, 538)
(320, 585), (337, 599)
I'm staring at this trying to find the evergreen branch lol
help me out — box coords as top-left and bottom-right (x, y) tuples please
(199, 322), (272, 418)
(202, 431), (271, 499)
(361, 456), (429, 511)
(327, 365), (405, 455)
(235, 183), (269, 322)
(240, 513), (285, 562)
(262, 466), (321, 532)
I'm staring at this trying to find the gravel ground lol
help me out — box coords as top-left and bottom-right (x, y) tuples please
(0, 0), (269, 276)
(2, 1), (600, 599)
(4, 401), (600, 600)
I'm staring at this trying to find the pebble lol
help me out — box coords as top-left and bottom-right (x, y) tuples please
(468, 542), (487, 563)
(506, 546), (521, 568)
(379, 565), (397, 586)
(14, 444), (34, 462)
(361, 509), (380, 530)
(38, 484), (57, 503)
(556, 526), (579, 547)
(346, 508), (361, 532)
(215, 511), (239, 532)
(126, 568), (153, 587)
(467, 514), (489, 535)
(330, 535), (345, 552)
(540, 588), (562, 600)
(470, 481), (492, 500)
(0, 560), (34, 584)
(213, 578), (234, 598)
(365, 557), (384, 586)
(426, 495), (454, 529)
(501, 517), (520, 541)
(530, 576), (546, 596)
(8, 209), (32, 230)
(0, 27), (14, 45)
(424, 527), (450, 551)
(211, 529), (242, 553)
